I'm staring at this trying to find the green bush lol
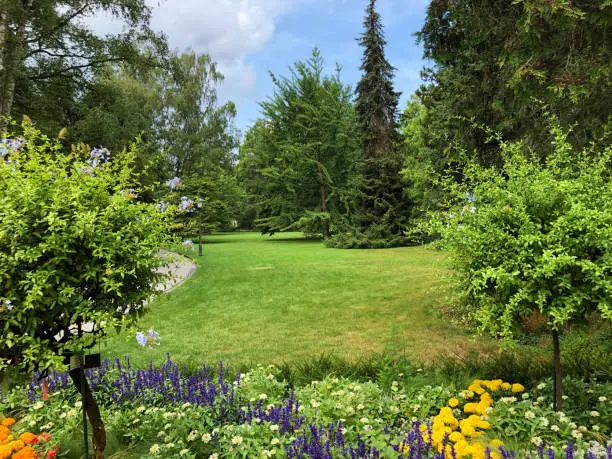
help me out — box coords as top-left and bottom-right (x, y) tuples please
(0, 120), (171, 373)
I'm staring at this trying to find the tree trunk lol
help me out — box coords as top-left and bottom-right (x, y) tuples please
(319, 183), (329, 238)
(552, 327), (563, 411)
(0, 0), (32, 132)
(69, 368), (106, 459)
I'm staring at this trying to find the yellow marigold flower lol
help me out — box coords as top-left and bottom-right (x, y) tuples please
(460, 423), (476, 437)
(469, 443), (487, 459)
(501, 382), (511, 390)
(398, 441), (409, 454)
(477, 420), (491, 430)
(454, 439), (470, 458)
(467, 384), (480, 393)
(463, 403), (477, 414)
(448, 398), (460, 408)
(419, 423), (428, 433)
(432, 429), (446, 445)
(449, 431), (464, 443)
(511, 383), (525, 393)
(467, 415), (481, 426)
(439, 407), (453, 417)
(489, 439), (504, 449)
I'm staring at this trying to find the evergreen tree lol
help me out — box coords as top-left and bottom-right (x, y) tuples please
(330, 0), (409, 248)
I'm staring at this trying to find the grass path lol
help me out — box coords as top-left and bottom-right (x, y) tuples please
(101, 232), (489, 367)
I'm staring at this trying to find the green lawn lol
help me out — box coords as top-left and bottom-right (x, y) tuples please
(101, 232), (489, 367)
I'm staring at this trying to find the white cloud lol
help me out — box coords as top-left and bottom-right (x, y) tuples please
(149, 0), (292, 91)
(86, 0), (293, 122)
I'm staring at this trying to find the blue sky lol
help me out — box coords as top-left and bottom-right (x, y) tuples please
(90, 0), (430, 135)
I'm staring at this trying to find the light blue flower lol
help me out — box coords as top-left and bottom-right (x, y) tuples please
(136, 332), (148, 347)
(165, 176), (181, 190)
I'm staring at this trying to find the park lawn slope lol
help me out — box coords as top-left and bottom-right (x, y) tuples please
(102, 232), (490, 367)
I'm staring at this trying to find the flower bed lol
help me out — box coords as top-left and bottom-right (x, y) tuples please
(1, 357), (609, 458)
(0, 417), (58, 459)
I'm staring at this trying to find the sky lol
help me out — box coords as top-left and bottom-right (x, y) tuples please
(89, 0), (429, 135)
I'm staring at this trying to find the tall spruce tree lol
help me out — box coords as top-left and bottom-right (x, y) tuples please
(331, 0), (409, 248)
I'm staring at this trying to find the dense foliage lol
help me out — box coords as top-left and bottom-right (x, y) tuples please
(238, 49), (360, 237)
(416, 0), (612, 174)
(329, 0), (409, 248)
(0, 121), (172, 456)
(431, 123), (612, 409)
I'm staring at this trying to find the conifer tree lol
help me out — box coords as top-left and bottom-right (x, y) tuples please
(333, 0), (408, 248)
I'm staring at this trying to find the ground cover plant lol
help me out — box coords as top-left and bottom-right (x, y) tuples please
(0, 356), (610, 458)
(98, 231), (488, 368)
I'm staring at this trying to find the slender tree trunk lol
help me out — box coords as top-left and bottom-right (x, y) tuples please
(319, 183), (329, 238)
(69, 368), (106, 459)
(552, 328), (563, 411)
(0, 0), (32, 132)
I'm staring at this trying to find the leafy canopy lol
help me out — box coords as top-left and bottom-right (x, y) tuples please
(0, 120), (171, 372)
(432, 123), (611, 340)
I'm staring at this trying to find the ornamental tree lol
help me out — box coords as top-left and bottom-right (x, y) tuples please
(432, 123), (611, 411)
(0, 120), (172, 457)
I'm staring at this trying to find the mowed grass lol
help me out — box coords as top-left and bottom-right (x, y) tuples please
(101, 232), (490, 367)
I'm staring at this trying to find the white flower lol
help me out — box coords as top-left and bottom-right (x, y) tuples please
(231, 436), (243, 445)
(33, 401), (44, 410)
(157, 431), (166, 438)
(271, 438), (280, 445)
(75, 401), (82, 409)
(550, 425), (560, 432)
(137, 406), (146, 413)
(259, 393), (268, 400)
(590, 411), (600, 417)
(201, 433), (212, 443)
(187, 430), (199, 442)
(364, 425), (373, 431)
(43, 422), (54, 429)
(562, 395), (568, 400)
(209, 454), (219, 459)
(179, 449), (189, 456)
(360, 417), (369, 423)
(531, 436), (543, 445)
(269, 424), (279, 432)
(537, 396), (545, 403)
(537, 383), (546, 390)
(592, 425), (600, 431)
(182, 402), (191, 409)
(571, 429), (583, 439)
(150, 444), (160, 454)
(522, 393), (530, 399)
(357, 404), (365, 410)
(508, 407), (516, 415)
(310, 399), (320, 408)
(598, 396), (607, 402)
(525, 411), (536, 419)
(539, 417), (549, 427)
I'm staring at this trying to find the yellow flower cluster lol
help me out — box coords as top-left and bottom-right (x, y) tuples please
(425, 378), (522, 459)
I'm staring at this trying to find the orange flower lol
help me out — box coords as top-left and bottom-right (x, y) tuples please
(18, 432), (38, 445)
(0, 445), (12, 459)
(12, 446), (36, 459)
(0, 418), (15, 427)
(9, 439), (25, 451)
(0, 426), (9, 442)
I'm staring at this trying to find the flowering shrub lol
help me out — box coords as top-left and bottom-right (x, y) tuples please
(0, 417), (57, 459)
